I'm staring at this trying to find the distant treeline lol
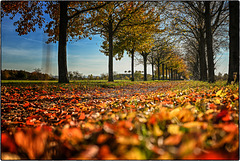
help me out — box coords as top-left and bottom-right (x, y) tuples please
(1, 70), (56, 80)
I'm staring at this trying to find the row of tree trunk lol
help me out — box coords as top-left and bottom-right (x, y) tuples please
(57, 1), (238, 83)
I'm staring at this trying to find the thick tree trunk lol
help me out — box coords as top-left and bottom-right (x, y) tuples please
(228, 1), (239, 84)
(205, 1), (215, 83)
(108, 19), (114, 82)
(58, 1), (69, 83)
(162, 64), (164, 80)
(170, 68), (173, 80)
(199, 28), (208, 81)
(195, 52), (200, 80)
(131, 49), (135, 81)
(143, 54), (147, 81)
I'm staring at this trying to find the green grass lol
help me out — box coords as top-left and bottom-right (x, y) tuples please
(1, 79), (172, 88)
(2, 80), (237, 90)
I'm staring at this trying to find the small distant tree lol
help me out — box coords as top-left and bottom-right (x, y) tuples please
(68, 71), (73, 80)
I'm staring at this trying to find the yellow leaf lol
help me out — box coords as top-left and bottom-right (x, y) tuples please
(124, 147), (146, 160)
(169, 108), (181, 118)
(127, 112), (136, 119)
(216, 90), (222, 97)
(153, 124), (163, 136)
(168, 124), (182, 135)
(214, 98), (221, 104)
(183, 121), (208, 129)
(117, 135), (140, 145)
(179, 139), (197, 156)
(205, 109), (215, 114)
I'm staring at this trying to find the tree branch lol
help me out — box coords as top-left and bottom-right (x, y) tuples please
(67, 2), (109, 20)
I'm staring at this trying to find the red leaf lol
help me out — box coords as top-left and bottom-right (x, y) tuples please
(148, 115), (157, 125)
(23, 102), (30, 108)
(1, 133), (17, 153)
(216, 109), (228, 120)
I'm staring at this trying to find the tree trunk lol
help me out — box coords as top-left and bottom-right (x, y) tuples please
(162, 64), (164, 80)
(143, 53), (147, 81)
(58, 1), (69, 83)
(131, 49), (135, 81)
(228, 1), (239, 84)
(170, 68), (173, 80)
(108, 18), (114, 82)
(173, 70), (175, 80)
(151, 55), (154, 80)
(152, 62), (154, 80)
(174, 70), (176, 80)
(205, 1), (215, 83)
(165, 65), (168, 80)
(157, 60), (160, 80)
(199, 28), (208, 81)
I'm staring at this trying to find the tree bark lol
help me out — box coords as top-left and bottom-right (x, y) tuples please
(204, 1), (215, 83)
(162, 64), (164, 80)
(151, 54), (154, 80)
(152, 62), (154, 80)
(165, 65), (168, 80)
(228, 1), (239, 84)
(170, 68), (173, 80)
(108, 17), (114, 82)
(58, 1), (69, 83)
(143, 53), (148, 81)
(157, 60), (160, 80)
(131, 49), (135, 81)
(199, 28), (208, 81)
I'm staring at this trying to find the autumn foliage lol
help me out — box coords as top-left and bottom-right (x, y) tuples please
(1, 81), (239, 159)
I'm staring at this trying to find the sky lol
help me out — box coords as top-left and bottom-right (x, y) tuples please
(1, 13), (229, 77)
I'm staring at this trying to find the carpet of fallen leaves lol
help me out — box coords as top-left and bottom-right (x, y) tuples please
(1, 81), (239, 160)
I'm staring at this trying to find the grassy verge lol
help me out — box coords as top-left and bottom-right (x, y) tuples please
(1, 79), (170, 88)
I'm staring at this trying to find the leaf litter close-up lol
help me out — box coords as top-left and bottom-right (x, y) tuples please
(1, 81), (239, 159)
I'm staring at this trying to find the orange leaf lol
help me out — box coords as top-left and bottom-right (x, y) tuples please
(79, 112), (86, 120)
(14, 128), (48, 159)
(208, 103), (217, 109)
(164, 134), (182, 145)
(217, 123), (238, 133)
(97, 134), (110, 144)
(222, 114), (231, 121)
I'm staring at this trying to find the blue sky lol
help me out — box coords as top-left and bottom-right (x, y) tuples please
(1, 15), (153, 76)
(1, 14), (229, 77)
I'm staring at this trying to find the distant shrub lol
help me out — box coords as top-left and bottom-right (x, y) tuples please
(1, 69), (56, 80)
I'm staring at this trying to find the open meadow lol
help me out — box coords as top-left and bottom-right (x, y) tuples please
(1, 80), (239, 159)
